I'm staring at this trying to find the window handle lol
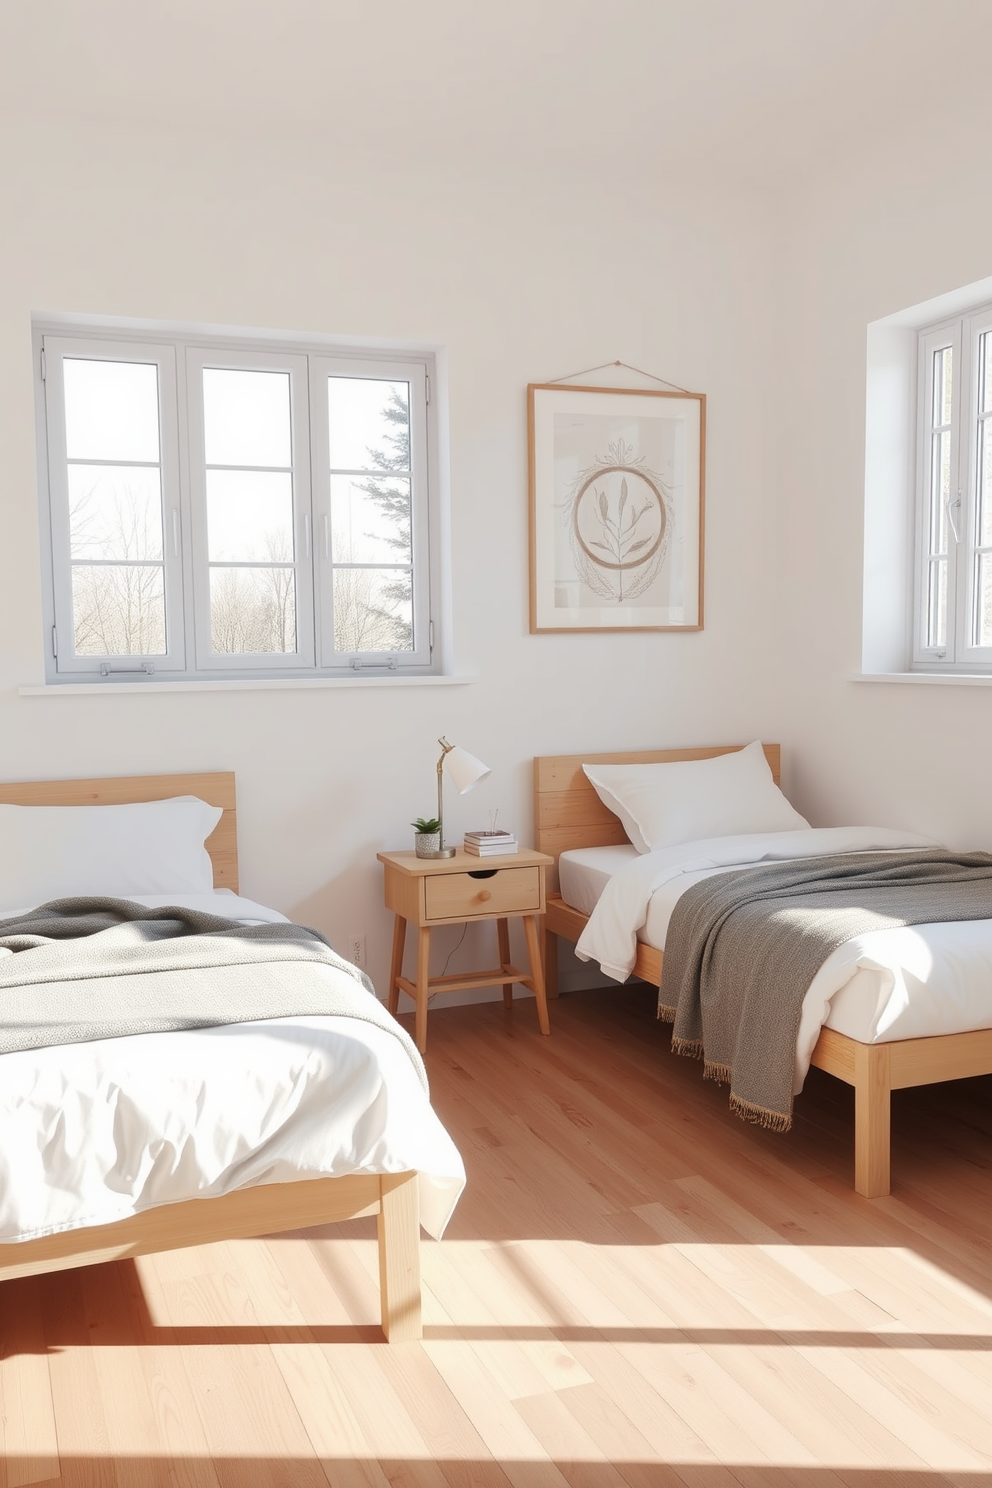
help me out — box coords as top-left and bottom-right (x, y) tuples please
(945, 493), (963, 544)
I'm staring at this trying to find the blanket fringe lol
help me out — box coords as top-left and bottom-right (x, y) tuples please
(729, 1092), (793, 1133)
(702, 1060), (732, 1087)
(664, 1025), (793, 1132)
(670, 1035), (704, 1061)
(657, 1003), (676, 1024)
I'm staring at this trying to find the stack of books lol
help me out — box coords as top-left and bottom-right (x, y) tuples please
(463, 829), (518, 857)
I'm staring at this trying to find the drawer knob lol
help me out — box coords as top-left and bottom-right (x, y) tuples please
(476, 889), (492, 902)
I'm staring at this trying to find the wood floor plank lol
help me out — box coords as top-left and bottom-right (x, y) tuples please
(268, 1341), (393, 1488)
(422, 1339), (573, 1487)
(0, 1276), (60, 1488)
(181, 1341), (328, 1488)
(319, 1345), (451, 1487)
(79, 1262), (220, 1488)
(38, 1269), (116, 1488)
(511, 1389), (632, 1488)
(420, 1235), (595, 1397)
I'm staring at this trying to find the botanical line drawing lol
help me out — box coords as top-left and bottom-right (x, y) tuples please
(564, 438), (671, 602)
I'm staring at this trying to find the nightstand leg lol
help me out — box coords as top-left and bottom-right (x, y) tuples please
(388, 914), (406, 1016)
(496, 917), (513, 1008)
(523, 914), (550, 1036)
(542, 923), (559, 999)
(415, 925), (431, 1054)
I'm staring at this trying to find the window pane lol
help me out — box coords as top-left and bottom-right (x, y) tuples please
(68, 466), (164, 561)
(63, 359), (160, 463)
(203, 369), (291, 468)
(333, 568), (412, 653)
(932, 346), (952, 427)
(330, 475), (411, 564)
(926, 557), (947, 649)
(929, 430), (951, 553)
(206, 470), (294, 562)
(982, 333), (991, 415)
(72, 564), (166, 655)
(981, 419), (992, 547)
(210, 567), (297, 654)
(978, 554), (992, 646)
(328, 378), (410, 472)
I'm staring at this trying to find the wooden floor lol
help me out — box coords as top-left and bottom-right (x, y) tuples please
(3, 985), (992, 1488)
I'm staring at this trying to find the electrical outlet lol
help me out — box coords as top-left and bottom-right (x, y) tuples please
(349, 933), (367, 969)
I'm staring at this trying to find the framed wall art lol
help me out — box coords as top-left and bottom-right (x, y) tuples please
(528, 382), (705, 632)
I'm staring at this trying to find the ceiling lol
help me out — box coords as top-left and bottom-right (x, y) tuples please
(2, 0), (990, 185)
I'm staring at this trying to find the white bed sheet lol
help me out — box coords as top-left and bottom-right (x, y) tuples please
(562, 831), (992, 1094)
(0, 892), (465, 1242)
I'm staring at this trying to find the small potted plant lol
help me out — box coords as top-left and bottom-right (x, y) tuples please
(411, 816), (442, 857)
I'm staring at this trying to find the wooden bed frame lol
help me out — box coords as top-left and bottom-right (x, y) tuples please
(0, 771), (421, 1341)
(535, 744), (992, 1198)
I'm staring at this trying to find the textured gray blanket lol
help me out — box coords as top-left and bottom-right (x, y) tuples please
(0, 898), (426, 1088)
(657, 850), (992, 1130)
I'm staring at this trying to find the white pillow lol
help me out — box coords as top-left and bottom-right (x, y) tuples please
(0, 796), (223, 908)
(583, 742), (809, 853)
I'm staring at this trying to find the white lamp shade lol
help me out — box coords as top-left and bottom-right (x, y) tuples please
(444, 745), (491, 795)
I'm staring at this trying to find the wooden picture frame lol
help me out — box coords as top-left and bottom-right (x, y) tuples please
(528, 382), (705, 632)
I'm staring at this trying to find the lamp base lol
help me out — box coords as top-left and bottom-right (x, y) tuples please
(419, 846), (457, 858)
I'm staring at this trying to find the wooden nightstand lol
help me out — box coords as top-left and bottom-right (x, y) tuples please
(377, 847), (555, 1052)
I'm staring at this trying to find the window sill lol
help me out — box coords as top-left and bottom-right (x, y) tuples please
(19, 674), (477, 697)
(852, 672), (992, 687)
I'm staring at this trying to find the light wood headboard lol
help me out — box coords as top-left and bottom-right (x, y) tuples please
(0, 772), (239, 893)
(534, 744), (781, 893)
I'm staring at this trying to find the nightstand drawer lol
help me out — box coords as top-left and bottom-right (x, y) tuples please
(424, 866), (542, 921)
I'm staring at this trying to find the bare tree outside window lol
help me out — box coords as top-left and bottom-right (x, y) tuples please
(332, 556), (411, 653)
(210, 531), (297, 654)
(69, 474), (167, 654)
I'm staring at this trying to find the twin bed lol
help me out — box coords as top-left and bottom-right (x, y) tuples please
(536, 743), (992, 1198)
(0, 770), (465, 1341)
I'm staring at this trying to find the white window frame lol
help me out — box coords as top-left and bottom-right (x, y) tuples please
(184, 345), (316, 674)
(41, 336), (188, 677)
(310, 355), (431, 670)
(35, 321), (440, 682)
(913, 302), (992, 673)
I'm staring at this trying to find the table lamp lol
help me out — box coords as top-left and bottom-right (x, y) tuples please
(424, 737), (491, 858)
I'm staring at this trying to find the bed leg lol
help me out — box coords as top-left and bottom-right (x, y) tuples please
(853, 1043), (891, 1198)
(377, 1172), (422, 1342)
(542, 924), (559, 999)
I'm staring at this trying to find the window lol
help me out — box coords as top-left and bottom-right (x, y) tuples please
(913, 303), (992, 672)
(35, 324), (439, 681)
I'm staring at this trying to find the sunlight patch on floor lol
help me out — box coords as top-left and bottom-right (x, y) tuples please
(40, 1232), (979, 1474)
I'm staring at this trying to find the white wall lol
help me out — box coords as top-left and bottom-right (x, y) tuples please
(780, 95), (992, 849)
(0, 118), (789, 995)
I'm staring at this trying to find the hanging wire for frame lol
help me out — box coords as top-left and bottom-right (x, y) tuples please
(546, 359), (691, 393)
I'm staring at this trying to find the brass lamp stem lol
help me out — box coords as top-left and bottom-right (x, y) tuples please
(430, 737), (457, 858)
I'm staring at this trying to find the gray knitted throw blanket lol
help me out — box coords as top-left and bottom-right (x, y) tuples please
(657, 850), (992, 1131)
(0, 897), (426, 1089)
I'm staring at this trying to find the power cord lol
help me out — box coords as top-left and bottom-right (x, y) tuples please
(428, 922), (469, 1002)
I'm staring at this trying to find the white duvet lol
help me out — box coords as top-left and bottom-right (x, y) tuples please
(0, 893), (465, 1243)
(572, 827), (992, 1093)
